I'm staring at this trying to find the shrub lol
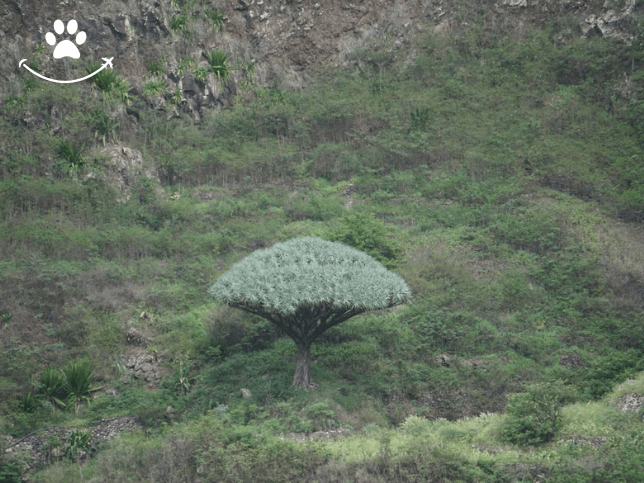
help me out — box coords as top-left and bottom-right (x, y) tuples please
(326, 211), (402, 268)
(170, 15), (188, 35)
(194, 66), (209, 84)
(500, 381), (566, 446)
(0, 453), (23, 483)
(284, 193), (344, 221)
(17, 392), (39, 413)
(144, 79), (166, 96)
(90, 108), (120, 146)
(205, 50), (232, 85)
(61, 361), (103, 414)
(148, 59), (165, 77)
(86, 60), (130, 104)
(64, 429), (92, 461)
(177, 56), (194, 76)
(583, 349), (644, 400)
(205, 9), (225, 33)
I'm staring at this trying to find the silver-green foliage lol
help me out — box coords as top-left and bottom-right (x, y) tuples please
(208, 237), (411, 316)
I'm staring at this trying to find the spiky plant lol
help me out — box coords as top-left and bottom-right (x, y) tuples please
(177, 56), (194, 77)
(204, 50), (231, 85)
(61, 362), (103, 414)
(205, 9), (225, 33)
(64, 430), (92, 461)
(35, 366), (68, 411)
(57, 140), (86, 178)
(209, 237), (412, 390)
(144, 79), (166, 96)
(170, 14), (188, 35)
(170, 87), (184, 106)
(86, 60), (130, 105)
(194, 66), (209, 84)
(91, 109), (120, 146)
(17, 392), (39, 413)
(148, 59), (165, 77)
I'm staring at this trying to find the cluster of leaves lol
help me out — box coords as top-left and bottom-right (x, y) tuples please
(55, 139), (86, 179)
(148, 58), (166, 78)
(90, 108), (120, 146)
(177, 56), (194, 77)
(500, 381), (569, 446)
(205, 50), (232, 85)
(86, 60), (130, 105)
(170, 14), (189, 36)
(205, 9), (225, 33)
(64, 429), (92, 461)
(326, 211), (403, 269)
(581, 349), (644, 400)
(143, 78), (166, 96)
(18, 362), (103, 415)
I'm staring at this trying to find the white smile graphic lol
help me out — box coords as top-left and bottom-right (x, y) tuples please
(19, 57), (114, 84)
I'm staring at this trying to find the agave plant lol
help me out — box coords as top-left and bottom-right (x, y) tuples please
(17, 392), (39, 413)
(194, 66), (209, 84)
(205, 9), (225, 33)
(204, 50), (231, 85)
(91, 109), (120, 146)
(143, 79), (166, 96)
(58, 140), (86, 178)
(170, 14), (188, 35)
(177, 56), (194, 77)
(61, 362), (103, 414)
(148, 59), (165, 77)
(86, 60), (131, 105)
(35, 366), (68, 411)
(64, 430), (92, 461)
(170, 87), (184, 106)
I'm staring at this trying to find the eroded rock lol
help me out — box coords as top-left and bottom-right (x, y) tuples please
(97, 144), (162, 203)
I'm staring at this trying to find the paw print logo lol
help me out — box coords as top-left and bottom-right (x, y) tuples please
(45, 19), (86, 59)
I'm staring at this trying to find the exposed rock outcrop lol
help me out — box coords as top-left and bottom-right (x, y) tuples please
(616, 393), (644, 412)
(120, 347), (169, 388)
(95, 144), (162, 203)
(1, 0), (638, 122)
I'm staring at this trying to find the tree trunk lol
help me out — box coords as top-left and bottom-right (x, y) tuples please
(293, 343), (316, 390)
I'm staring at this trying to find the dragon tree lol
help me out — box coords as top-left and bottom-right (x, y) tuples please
(208, 236), (412, 390)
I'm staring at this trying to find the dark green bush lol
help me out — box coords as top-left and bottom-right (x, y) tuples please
(500, 381), (566, 446)
(325, 211), (402, 268)
(583, 349), (644, 400)
(0, 454), (23, 483)
(285, 193), (344, 221)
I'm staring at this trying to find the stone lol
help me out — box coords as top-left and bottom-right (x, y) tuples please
(96, 144), (162, 203)
(126, 327), (149, 346)
(616, 394), (644, 412)
(240, 388), (252, 398)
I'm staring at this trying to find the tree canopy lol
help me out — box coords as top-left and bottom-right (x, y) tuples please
(208, 236), (412, 389)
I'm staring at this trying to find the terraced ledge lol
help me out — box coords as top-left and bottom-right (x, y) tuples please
(4, 416), (143, 472)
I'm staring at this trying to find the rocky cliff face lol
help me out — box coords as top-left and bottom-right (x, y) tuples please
(1, 0), (640, 121)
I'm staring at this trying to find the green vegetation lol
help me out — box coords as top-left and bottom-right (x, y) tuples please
(205, 9), (225, 33)
(86, 60), (130, 105)
(208, 237), (411, 389)
(1, 4), (644, 481)
(147, 59), (165, 78)
(177, 56), (194, 77)
(204, 49), (232, 85)
(143, 78), (166, 96)
(91, 108), (120, 146)
(61, 362), (103, 414)
(170, 15), (188, 36)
